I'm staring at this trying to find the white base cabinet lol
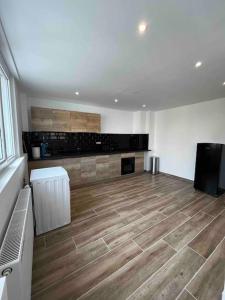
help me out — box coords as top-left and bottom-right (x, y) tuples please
(30, 167), (71, 235)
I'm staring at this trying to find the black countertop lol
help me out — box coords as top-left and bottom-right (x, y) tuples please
(28, 149), (151, 161)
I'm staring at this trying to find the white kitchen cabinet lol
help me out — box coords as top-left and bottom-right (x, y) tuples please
(30, 167), (71, 235)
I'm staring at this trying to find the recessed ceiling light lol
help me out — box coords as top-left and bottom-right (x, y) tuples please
(138, 22), (147, 34)
(75, 91), (79, 95)
(195, 61), (202, 68)
(114, 99), (118, 103)
(142, 104), (146, 108)
(223, 82), (225, 86)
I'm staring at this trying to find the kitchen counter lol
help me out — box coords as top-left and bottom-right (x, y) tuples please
(28, 149), (150, 161)
(28, 151), (146, 187)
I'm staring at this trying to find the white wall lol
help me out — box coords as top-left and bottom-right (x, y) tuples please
(27, 97), (134, 134)
(133, 111), (147, 133)
(144, 111), (155, 171)
(154, 98), (225, 180)
(20, 92), (29, 132)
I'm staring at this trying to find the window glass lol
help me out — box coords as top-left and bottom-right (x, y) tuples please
(0, 66), (16, 169)
(1, 75), (15, 159)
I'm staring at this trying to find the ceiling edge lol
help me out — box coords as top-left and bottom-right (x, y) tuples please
(0, 17), (20, 80)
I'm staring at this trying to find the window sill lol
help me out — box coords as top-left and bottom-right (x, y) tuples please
(0, 155), (27, 194)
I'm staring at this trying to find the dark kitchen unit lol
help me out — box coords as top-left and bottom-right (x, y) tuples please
(121, 157), (135, 175)
(194, 143), (225, 197)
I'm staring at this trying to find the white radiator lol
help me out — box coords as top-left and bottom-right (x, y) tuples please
(0, 186), (34, 300)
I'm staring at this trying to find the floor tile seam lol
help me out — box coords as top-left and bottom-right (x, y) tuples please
(161, 239), (178, 252)
(70, 211), (98, 225)
(131, 239), (145, 252)
(101, 238), (111, 252)
(187, 245), (206, 260)
(175, 289), (198, 300)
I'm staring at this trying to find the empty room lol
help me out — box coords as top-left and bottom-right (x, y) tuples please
(0, 1), (225, 300)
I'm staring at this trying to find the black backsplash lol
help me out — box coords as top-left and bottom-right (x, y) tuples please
(23, 132), (149, 159)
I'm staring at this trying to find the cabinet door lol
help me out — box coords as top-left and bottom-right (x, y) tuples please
(86, 114), (101, 133)
(109, 154), (121, 178)
(31, 107), (101, 132)
(52, 109), (70, 132)
(80, 157), (96, 183)
(70, 111), (87, 132)
(31, 107), (53, 131)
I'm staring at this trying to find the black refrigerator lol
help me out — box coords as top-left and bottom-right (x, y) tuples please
(194, 143), (225, 196)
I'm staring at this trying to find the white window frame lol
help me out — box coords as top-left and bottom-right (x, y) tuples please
(0, 97), (6, 164)
(0, 59), (17, 171)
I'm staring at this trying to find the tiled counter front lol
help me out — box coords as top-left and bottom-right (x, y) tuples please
(28, 152), (144, 187)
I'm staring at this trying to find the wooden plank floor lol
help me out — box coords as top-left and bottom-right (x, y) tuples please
(31, 173), (225, 300)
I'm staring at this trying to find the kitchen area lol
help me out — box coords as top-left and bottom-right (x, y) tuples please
(23, 106), (149, 188)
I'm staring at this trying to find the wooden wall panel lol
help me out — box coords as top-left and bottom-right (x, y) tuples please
(31, 107), (101, 133)
(28, 152), (144, 187)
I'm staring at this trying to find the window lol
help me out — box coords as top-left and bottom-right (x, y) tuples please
(0, 65), (15, 169)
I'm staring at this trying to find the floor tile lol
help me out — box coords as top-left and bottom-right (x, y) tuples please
(32, 240), (142, 300)
(79, 240), (176, 300)
(128, 247), (205, 300)
(164, 212), (213, 250)
(189, 210), (225, 258)
(45, 225), (73, 247)
(33, 237), (75, 269)
(180, 196), (214, 217)
(201, 199), (225, 217)
(133, 212), (190, 250)
(104, 211), (166, 249)
(32, 174), (225, 300)
(187, 239), (225, 300)
(32, 239), (109, 295)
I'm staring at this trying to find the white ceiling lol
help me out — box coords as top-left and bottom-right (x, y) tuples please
(0, 0), (225, 111)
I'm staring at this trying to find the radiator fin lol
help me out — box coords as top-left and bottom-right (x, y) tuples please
(0, 188), (30, 268)
(14, 187), (30, 211)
